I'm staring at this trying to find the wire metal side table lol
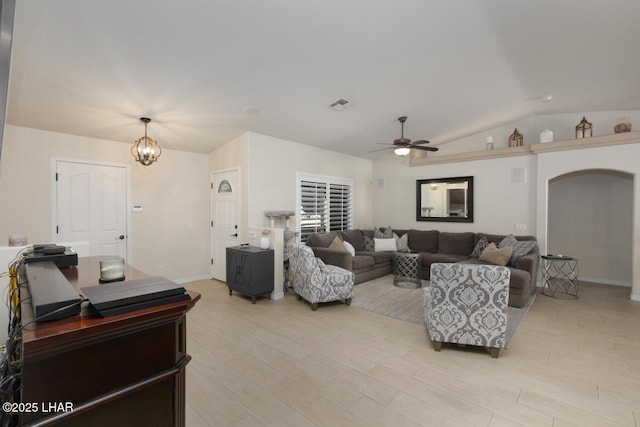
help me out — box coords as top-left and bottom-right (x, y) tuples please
(541, 255), (579, 299)
(393, 251), (422, 288)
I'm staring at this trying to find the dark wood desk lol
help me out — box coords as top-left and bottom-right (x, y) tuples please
(19, 257), (200, 427)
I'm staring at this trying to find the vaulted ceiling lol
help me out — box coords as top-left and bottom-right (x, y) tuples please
(6, 0), (640, 159)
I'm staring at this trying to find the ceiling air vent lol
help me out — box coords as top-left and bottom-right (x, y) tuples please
(329, 98), (350, 111)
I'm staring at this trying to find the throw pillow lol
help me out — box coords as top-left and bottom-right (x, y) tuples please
(470, 236), (489, 258)
(393, 232), (409, 252)
(343, 240), (355, 256)
(479, 243), (513, 266)
(328, 236), (347, 252)
(363, 235), (375, 251)
(374, 237), (397, 252)
(499, 235), (537, 265)
(498, 235), (518, 249)
(374, 226), (393, 239)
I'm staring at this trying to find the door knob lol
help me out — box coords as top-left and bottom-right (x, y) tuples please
(118, 235), (125, 240)
(230, 233), (238, 237)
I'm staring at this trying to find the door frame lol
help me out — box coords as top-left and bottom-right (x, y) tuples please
(210, 166), (241, 279)
(50, 157), (132, 263)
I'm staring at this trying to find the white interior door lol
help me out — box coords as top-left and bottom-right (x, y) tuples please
(55, 160), (128, 259)
(211, 169), (240, 281)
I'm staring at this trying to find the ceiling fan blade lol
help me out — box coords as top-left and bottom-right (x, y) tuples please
(411, 145), (439, 152)
(367, 147), (393, 153)
(412, 139), (431, 145)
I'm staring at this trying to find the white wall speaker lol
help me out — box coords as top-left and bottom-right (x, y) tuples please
(511, 167), (527, 184)
(377, 178), (385, 190)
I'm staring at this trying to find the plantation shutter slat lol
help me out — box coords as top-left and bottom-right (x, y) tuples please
(298, 177), (353, 242)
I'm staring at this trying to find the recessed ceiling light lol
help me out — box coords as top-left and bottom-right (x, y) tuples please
(542, 95), (554, 103)
(242, 106), (261, 115)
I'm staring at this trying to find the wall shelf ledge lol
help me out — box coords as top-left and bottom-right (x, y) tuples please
(409, 131), (640, 166)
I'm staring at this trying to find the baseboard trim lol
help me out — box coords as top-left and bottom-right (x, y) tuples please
(174, 275), (213, 285)
(271, 291), (284, 300)
(579, 276), (632, 287)
(631, 293), (640, 302)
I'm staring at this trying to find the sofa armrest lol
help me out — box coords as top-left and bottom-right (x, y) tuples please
(310, 247), (353, 271)
(515, 252), (539, 284)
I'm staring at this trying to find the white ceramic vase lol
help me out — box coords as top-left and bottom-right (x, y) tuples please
(260, 237), (270, 249)
(540, 129), (554, 143)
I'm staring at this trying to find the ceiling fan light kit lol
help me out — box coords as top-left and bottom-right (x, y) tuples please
(393, 146), (411, 156)
(131, 117), (162, 166)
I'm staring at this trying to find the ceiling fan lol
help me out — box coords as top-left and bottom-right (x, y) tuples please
(369, 116), (438, 156)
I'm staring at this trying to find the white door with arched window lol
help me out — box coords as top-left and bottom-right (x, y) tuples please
(211, 168), (240, 281)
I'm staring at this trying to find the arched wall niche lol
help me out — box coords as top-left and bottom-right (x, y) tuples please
(535, 143), (640, 301)
(547, 169), (633, 286)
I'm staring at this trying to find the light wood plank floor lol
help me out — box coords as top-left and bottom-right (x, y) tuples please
(184, 279), (640, 427)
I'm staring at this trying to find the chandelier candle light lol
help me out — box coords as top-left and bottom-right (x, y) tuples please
(131, 117), (162, 166)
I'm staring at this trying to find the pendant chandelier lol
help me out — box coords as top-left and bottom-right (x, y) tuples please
(131, 117), (161, 166)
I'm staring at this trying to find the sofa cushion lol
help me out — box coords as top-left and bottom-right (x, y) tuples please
(307, 232), (339, 248)
(438, 232), (475, 255)
(352, 254), (375, 270)
(341, 230), (364, 251)
(358, 251), (393, 264)
(479, 243), (512, 266)
(408, 229), (439, 253)
(421, 252), (470, 266)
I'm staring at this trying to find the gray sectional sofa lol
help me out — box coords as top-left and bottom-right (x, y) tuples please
(305, 228), (538, 308)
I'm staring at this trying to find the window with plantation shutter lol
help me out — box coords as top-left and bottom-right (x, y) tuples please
(297, 174), (353, 242)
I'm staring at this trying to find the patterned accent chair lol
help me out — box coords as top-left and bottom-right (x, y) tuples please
(424, 263), (510, 358)
(287, 242), (354, 311)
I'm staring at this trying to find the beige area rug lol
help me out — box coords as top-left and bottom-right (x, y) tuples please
(351, 275), (535, 346)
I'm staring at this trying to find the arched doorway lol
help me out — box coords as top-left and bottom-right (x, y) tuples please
(548, 169), (633, 287)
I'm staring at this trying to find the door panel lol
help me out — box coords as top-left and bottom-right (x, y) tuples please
(56, 161), (128, 259)
(211, 169), (240, 281)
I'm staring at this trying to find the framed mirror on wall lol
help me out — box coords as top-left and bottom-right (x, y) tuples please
(416, 176), (474, 222)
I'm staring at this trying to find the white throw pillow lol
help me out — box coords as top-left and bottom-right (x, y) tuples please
(343, 241), (355, 256)
(374, 238), (397, 252)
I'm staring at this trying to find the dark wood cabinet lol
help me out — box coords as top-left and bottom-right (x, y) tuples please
(19, 257), (199, 427)
(226, 246), (274, 303)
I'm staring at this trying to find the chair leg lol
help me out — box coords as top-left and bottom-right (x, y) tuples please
(345, 297), (352, 306)
(432, 341), (442, 352)
(489, 347), (501, 358)
(310, 303), (318, 311)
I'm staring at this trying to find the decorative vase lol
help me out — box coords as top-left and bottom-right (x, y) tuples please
(260, 236), (270, 249)
(540, 129), (554, 143)
(614, 117), (632, 133)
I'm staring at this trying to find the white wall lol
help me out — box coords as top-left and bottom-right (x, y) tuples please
(373, 155), (537, 235)
(246, 133), (374, 231)
(0, 125), (211, 282)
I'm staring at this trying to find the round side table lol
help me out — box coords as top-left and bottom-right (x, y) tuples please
(393, 251), (422, 288)
(541, 255), (579, 299)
